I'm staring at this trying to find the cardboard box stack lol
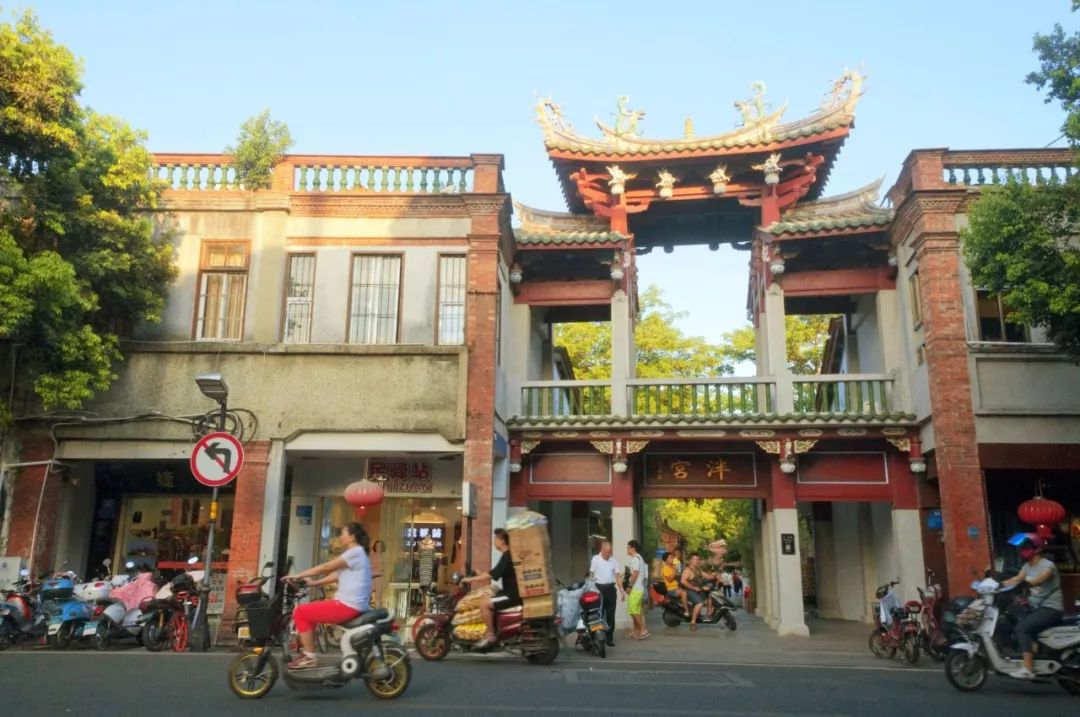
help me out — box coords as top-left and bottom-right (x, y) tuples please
(506, 510), (556, 618)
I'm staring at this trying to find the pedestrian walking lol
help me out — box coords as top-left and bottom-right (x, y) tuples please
(625, 540), (649, 640)
(732, 570), (744, 603)
(589, 540), (623, 647)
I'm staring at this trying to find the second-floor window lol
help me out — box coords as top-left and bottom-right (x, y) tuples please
(437, 255), (466, 345)
(195, 241), (248, 341)
(283, 253), (315, 343)
(349, 254), (401, 344)
(976, 289), (1029, 342)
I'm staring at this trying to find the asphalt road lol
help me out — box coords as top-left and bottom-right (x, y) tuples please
(1, 649), (1078, 716)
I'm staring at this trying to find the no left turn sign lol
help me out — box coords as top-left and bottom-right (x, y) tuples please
(190, 431), (245, 487)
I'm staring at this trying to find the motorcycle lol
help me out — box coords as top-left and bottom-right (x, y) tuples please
(869, 579), (922, 664)
(0, 569), (50, 649)
(94, 561), (159, 650)
(945, 577), (1080, 695)
(41, 572), (95, 650)
(141, 556), (201, 652)
(409, 580), (458, 648)
(227, 578), (411, 700)
(413, 574), (560, 665)
(556, 579), (607, 658)
(648, 579), (738, 631)
(917, 571), (949, 662)
(235, 564), (322, 652)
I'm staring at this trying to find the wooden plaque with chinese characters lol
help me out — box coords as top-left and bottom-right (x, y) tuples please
(529, 453), (611, 484)
(643, 453), (758, 488)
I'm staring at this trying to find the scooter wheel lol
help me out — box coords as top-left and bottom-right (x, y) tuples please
(593, 634), (606, 659)
(722, 612), (737, 632)
(365, 646), (411, 700)
(944, 649), (987, 692)
(228, 651), (279, 699)
(868, 628), (895, 659)
(526, 637), (560, 666)
(414, 624), (451, 661)
(661, 610), (683, 628)
(93, 623), (111, 652)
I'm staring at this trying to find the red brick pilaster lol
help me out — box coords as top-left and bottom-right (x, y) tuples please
(5, 435), (61, 575)
(220, 439), (269, 636)
(914, 233), (989, 595)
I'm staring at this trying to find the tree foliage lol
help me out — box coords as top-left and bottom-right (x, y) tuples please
(225, 109), (293, 190)
(960, 3), (1080, 360)
(720, 315), (835, 375)
(642, 498), (754, 569)
(554, 285), (734, 379)
(0, 11), (175, 417)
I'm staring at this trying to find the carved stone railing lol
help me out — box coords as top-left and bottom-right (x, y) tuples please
(628, 378), (776, 417)
(942, 149), (1077, 186)
(520, 380), (612, 418)
(790, 374), (894, 417)
(151, 154), (492, 194)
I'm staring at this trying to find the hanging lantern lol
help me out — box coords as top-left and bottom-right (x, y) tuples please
(1017, 496), (1066, 540)
(344, 479), (384, 507)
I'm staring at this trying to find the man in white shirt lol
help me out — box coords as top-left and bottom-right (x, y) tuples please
(588, 540), (623, 647)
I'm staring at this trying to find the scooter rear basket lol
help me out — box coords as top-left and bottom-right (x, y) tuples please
(244, 601), (278, 640)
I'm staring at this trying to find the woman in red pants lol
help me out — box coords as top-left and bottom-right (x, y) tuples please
(282, 522), (372, 669)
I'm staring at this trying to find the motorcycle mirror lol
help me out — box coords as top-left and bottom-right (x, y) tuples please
(125, 561), (135, 570)
(187, 556), (199, 565)
(19, 568), (29, 577)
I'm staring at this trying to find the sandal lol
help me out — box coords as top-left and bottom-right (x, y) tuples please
(638, 632), (651, 639)
(689, 624), (697, 631)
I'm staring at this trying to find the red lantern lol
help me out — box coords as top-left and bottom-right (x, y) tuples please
(344, 479), (384, 507)
(1017, 496), (1066, 540)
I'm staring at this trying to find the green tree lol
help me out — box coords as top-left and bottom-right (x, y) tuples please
(225, 109), (293, 190)
(959, 2), (1080, 360)
(642, 498), (754, 570)
(720, 315), (836, 375)
(0, 11), (175, 417)
(553, 285), (734, 379)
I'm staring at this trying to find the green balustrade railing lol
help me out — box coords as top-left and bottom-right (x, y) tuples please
(629, 379), (775, 417)
(520, 382), (612, 418)
(791, 375), (893, 417)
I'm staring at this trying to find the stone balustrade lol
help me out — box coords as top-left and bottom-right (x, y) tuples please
(150, 154), (482, 193)
(942, 148), (1077, 186)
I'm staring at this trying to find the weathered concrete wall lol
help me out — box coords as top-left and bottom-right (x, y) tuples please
(60, 344), (467, 443)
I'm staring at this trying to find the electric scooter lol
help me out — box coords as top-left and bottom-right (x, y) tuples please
(227, 578), (411, 700)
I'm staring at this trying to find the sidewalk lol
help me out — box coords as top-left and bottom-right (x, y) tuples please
(563, 608), (882, 668)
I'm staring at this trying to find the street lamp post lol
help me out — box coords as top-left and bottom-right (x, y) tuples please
(191, 372), (228, 652)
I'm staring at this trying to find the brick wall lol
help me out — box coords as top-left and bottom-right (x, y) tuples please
(218, 439), (269, 638)
(5, 435), (62, 575)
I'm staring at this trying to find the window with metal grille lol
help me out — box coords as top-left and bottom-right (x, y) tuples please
(349, 254), (401, 344)
(437, 255), (466, 345)
(284, 253), (315, 343)
(196, 241), (248, 341)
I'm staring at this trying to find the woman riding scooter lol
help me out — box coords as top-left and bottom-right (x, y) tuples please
(1001, 533), (1063, 680)
(282, 522), (372, 670)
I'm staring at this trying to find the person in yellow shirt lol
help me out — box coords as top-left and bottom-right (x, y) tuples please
(660, 551), (689, 616)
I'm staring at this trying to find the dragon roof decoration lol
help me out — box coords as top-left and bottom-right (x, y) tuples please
(537, 70), (864, 157)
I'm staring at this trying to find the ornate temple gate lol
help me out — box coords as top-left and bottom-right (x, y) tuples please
(504, 70), (936, 635)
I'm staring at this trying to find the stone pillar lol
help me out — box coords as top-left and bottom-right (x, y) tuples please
(4, 435), (61, 575)
(890, 452), (926, 601)
(610, 289), (634, 416)
(831, 503), (868, 621)
(751, 507), (766, 618)
(257, 441), (287, 589)
(611, 505), (636, 629)
(857, 502), (877, 623)
(762, 511), (777, 625)
(762, 284), (793, 412)
(769, 461), (808, 636)
(812, 505), (841, 619)
(221, 440), (270, 640)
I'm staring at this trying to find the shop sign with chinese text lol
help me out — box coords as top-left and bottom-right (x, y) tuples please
(369, 460), (432, 494)
(643, 453), (758, 488)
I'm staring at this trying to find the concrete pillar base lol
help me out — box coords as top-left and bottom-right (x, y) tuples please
(611, 505), (636, 630)
(777, 623), (811, 637)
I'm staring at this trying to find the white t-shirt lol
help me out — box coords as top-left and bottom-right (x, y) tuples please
(626, 554), (646, 591)
(335, 545), (372, 611)
(590, 554), (619, 585)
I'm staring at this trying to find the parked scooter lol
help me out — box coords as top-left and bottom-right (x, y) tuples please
(227, 577), (411, 700)
(869, 579), (922, 664)
(413, 573), (560, 664)
(41, 572), (95, 649)
(946, 576), (1080, 695)
(0, 569), (50, 649)
(917, 571), (949, 662)
(141, 556), (202, 652)
(556, 579), (607, 658)
(648, 579), (738, 631)
(94, 561), (159, 650)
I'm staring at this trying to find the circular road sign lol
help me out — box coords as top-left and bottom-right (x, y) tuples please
(190, 431), (245, 487)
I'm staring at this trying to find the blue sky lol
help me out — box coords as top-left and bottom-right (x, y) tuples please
(26, 0), (1077, 346)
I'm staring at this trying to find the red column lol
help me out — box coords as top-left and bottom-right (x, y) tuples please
(5, 435), (61, 574)
(220, 440), (269, 636)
